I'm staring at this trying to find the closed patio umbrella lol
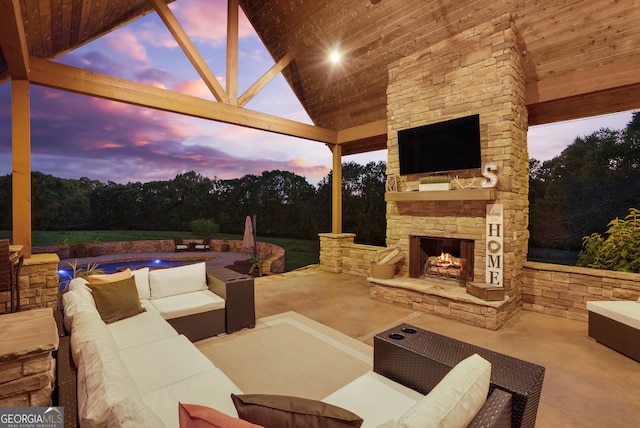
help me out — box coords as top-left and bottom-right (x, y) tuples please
(242, 215), (255, 254)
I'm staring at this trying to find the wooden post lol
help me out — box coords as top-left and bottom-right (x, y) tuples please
(330, 144), (342, 234)
(226, 0), (239, 105)
(11, 80), (31, 257)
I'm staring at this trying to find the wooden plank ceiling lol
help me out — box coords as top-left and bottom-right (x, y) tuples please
(1, 0), (640, 155)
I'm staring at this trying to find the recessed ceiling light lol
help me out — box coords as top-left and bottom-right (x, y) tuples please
(329, 49), (341, 64)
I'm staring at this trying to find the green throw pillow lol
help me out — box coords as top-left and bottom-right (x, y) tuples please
(231, 394), (363, 428)
(87, 276), (143, 324)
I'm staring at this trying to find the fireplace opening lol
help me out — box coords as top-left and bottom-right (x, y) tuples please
(409, 236), (474, 285)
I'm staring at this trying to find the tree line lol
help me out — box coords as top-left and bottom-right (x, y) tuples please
(1, 110), (638, 254)
(529, 111), (640, 251)
(0, 161), (387, 246)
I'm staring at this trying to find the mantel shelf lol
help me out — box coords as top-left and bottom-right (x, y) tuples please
(385, 188), (497, 202)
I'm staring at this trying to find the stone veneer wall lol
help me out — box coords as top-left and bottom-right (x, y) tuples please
(523, 262), (640, 321)
(385, 15), (529, 324)
(318, 234), (640, 326)
(0, 254), (60, 314)
(0, 308), (58, 406)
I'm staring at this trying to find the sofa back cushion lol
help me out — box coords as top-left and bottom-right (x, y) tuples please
(396, 353), (491, 428)
(62, 279), (99, 332)
(132, 267), (151, 300)
(148, 262), (208, 299)
(76, 337), (142, 428)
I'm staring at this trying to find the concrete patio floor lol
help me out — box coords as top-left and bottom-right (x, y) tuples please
(255, 266), (640, 428)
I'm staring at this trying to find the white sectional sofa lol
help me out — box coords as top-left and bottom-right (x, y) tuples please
(81, 262), (226, 341)
(57, 262), (517, 428)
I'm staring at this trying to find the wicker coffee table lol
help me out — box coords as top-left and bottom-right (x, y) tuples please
(374, 324), (545, 428)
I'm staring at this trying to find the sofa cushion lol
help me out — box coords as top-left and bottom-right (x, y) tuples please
(119, 335), (217, 393)
(87, 276), (144, 324)
(231, 394), (364, 428)
(62, 280), (100, 332)
(76, 335), (141, 428)
(107, 394), (168, 428)
(322, 371), (422, 428)
(179, 403), (264, 428)
(132, 267), (151, 300)
(149, 262), (208, 299)
(142, 368), (243, 427)
(147, 290), (225, 320)
(396, 353), (491, 428)
(88, 268), (133, 284)
(107, 311), (178, 350)
(70, 310), (118, 367)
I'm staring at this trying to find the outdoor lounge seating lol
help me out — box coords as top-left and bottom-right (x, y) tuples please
(55, 315), (525, 428)
(193, 237), (210, 252)
(587, 299), (640, 362)
(173, 237), (189, 252)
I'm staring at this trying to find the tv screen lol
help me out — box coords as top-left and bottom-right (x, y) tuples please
(398, 114), (481, 175)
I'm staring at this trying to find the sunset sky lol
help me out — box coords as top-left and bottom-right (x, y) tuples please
(0, 0), (634, 186)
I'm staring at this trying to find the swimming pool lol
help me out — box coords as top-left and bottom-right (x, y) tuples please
(57, 259), (202, 284)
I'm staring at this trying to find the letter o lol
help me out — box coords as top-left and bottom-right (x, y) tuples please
(487, 240), (501, 253)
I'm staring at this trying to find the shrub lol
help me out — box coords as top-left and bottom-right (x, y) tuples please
(577, 208), (640, 272)
(190, 218), (220, 238)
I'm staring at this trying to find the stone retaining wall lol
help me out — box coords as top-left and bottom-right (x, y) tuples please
(0, 254), (59, 314)
(523, 261), (640, 322)
(35, 239), (285, 274)
(0, 308), (58, 407)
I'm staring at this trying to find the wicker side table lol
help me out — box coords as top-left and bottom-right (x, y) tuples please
(207, 267), (256, 334)
(374, 324), (545, 428)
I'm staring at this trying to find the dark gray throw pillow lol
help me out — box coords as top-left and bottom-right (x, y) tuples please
(231, 393), (363, 428)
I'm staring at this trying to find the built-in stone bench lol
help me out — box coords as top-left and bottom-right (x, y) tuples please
(0, 308), (59, 406)
(368, 276), (511, 330)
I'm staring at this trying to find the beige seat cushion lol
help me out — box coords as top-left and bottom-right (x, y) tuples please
(146, 290), (225, 320)
(118, 335), (217, 393)
(107, 311), (178, 351)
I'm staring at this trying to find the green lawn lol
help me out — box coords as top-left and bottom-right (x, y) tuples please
(0, 230), (320, 272)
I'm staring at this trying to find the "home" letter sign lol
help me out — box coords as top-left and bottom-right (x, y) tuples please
(486, 204), (503, 286)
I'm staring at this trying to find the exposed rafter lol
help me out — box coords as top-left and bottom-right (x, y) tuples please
(0, 0), (29, 79)
(239, 52), (295, 108)
(150, 0), (228, 103)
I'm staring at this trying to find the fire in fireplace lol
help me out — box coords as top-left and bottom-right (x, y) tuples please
(409, 236), (474, 285)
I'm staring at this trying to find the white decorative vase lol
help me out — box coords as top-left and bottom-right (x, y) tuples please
(419, 183), (451, 191)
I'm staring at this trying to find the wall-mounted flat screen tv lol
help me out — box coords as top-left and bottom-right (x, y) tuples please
(398, 114), (481, 175)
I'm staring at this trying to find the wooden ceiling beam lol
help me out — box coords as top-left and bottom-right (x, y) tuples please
(528, 83), (640, 126)
(28, 57), (337, 144)
(336, 119), (387, 144)
(526, 58), (640, 106)
(150, 0), (228, 103)
(238, 52), (295, 108)
(0, 0), (30, 79)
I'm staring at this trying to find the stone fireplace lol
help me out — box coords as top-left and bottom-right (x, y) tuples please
(370, 14), (529, 330)
(409, 236), (474, 286)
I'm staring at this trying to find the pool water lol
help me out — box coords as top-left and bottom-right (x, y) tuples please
(57, 259), (199, 284)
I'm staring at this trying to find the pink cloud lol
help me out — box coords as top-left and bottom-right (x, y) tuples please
(171, 0), (256, 46)
(173, 80), (215, 99)
(136, 21), (179, 49)
(97, 142), (125, 149)
(105, 30), (149, 65)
